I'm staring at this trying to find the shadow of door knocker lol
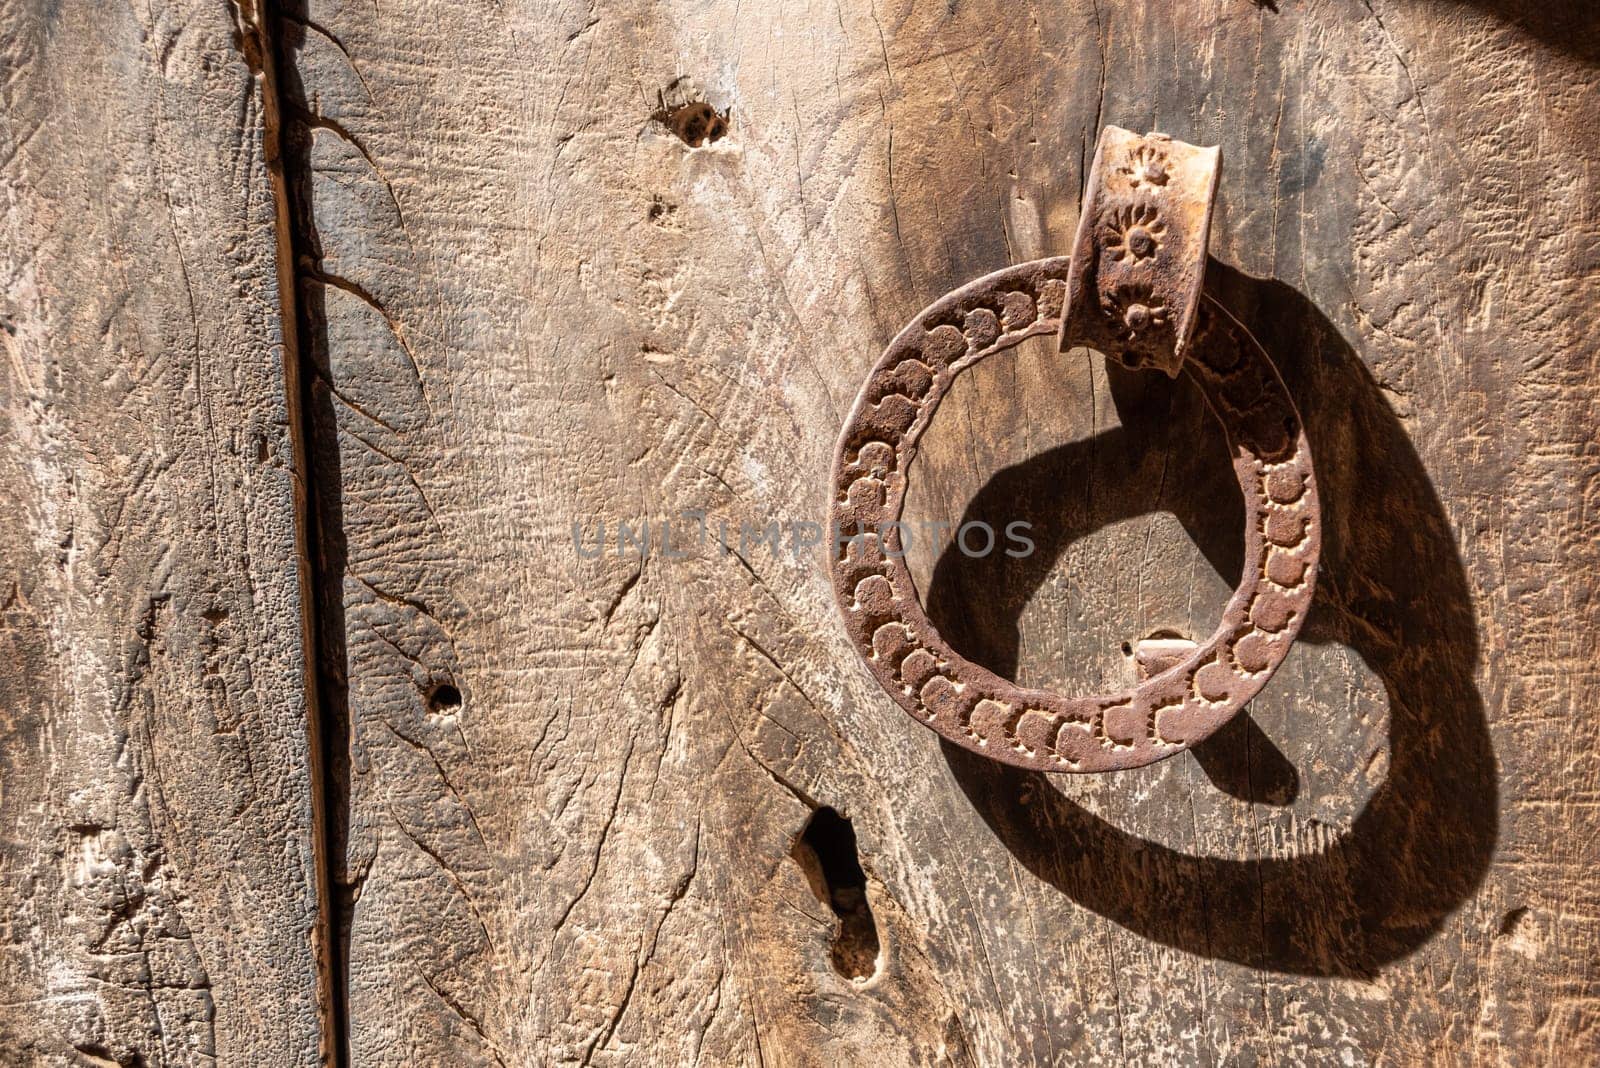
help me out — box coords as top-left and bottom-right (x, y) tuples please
(830, 126), (1321, 772)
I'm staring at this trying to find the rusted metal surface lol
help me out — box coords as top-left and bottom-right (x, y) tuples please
(1063, 127), (1220, 377)
(829, 127), (1321, 772)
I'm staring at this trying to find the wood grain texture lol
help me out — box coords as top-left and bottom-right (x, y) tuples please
(277, 0), (1599, 1063)
(0, 0), (327, 1063)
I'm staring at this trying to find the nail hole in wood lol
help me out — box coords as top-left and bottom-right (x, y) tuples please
(652, 78), (730, 148)
(648, 195), (676, 222)
(656, 100), (729, 147)
(1498, 906), (1531, 937)
(426, 682), (462, 714)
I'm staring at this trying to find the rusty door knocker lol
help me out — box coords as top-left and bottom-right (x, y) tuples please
(830, 126), (1321, 773)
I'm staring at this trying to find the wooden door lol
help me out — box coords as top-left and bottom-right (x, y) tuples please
(2, 0), (1596, 1063)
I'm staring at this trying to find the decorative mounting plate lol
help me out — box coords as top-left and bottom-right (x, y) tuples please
(1062, 126), (1220, 377)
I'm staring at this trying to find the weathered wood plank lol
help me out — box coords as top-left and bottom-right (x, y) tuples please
(0, 1), (327, 1063)
(282, 0), (1599, 1062)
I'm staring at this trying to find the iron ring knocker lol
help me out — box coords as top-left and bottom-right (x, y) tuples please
(829, 127), (1322, 773)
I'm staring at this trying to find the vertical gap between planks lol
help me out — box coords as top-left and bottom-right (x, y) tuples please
(242, 0), (352, 1062)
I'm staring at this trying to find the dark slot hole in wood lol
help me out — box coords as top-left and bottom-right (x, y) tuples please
(793, 807), (881, 982)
